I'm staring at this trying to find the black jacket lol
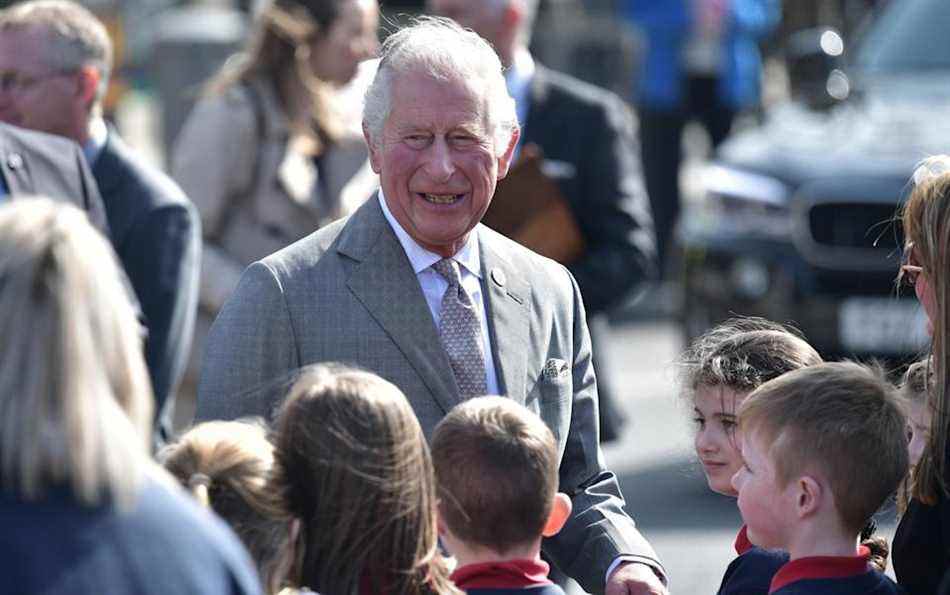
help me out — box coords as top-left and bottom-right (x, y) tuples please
(520, 66), (656, 314)
(91, 127), (200, 441)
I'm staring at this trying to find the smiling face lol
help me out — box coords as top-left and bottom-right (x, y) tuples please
(731, 430), (796, 550)
(693, 385), (746, 496)
(367, 68), (517, 257)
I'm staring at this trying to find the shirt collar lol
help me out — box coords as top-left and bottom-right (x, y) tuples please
(82, 117), (108, 167)
(450, 558), (551, 590)
(734, 525), (753, 555)
(505, 48), (535, 130)
(377, 190), (481, 278)
(769, 546), (871, 593)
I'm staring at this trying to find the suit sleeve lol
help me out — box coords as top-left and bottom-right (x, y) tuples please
(566, 95), (657, 314)
(196, 261), (299, 423)
(541, 269), (663, 593)
(122, 202), (201, 429)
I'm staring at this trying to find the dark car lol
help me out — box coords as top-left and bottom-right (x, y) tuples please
(680, 0), (949, 359)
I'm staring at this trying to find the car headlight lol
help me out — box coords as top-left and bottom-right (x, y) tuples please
(688, 164), (793, 240)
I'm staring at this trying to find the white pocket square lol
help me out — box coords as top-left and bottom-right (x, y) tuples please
(542, 358), (570, 381)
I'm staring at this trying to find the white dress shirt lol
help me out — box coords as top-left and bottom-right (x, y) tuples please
(378, 191), (500, 395)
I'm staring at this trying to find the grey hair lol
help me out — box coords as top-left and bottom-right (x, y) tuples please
(0, 198), (152, 507)
(0, 0), (112, 111)
(362, 16), (518, 156)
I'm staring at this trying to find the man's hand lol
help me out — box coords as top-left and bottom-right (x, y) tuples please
(606, 561), (668, 595)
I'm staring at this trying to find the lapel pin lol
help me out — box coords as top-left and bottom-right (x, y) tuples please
(6, 153), (23, 170)
(490, 267), (506, 287)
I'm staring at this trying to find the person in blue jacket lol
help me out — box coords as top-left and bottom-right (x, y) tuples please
(620, 0), (780, 274)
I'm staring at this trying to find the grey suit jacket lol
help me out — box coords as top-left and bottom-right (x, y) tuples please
(0, 122), (107, 234)
(197, 197), (662, 592)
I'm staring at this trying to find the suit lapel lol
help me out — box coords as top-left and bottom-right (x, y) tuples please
(0, 135), (32, 196)
(89, 126), (119, 196)
(340, 199), (462, 415)
(480, 230), (530, 405)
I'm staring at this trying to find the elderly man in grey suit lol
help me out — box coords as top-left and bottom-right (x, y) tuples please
(198, 17), (666, 595)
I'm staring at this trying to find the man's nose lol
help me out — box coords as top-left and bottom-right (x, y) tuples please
(424, 137), (455, 181)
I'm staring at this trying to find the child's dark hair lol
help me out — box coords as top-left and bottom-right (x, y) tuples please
(739, 362), (909, 536)
(682, 317), (823, 395)
(267, 363), (458, 595)
(431, 396), (558, 554)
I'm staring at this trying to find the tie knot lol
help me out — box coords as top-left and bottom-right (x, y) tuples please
(432, 258), (460, 286)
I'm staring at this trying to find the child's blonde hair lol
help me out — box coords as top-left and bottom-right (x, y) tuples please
(159, 420), (286, 584)
(739, 362), (909, 534)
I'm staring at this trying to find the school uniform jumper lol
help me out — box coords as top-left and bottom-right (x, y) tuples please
(767, 547), (905, 595)
(718, 525), (789, 595)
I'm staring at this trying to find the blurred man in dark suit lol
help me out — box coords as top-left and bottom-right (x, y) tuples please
(0, 0), (200, 444)
(428, 0), (656, 443)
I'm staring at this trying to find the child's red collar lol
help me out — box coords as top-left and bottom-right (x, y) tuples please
(735, 525), (753, 555)
(450, 558), (552, 590)
(768, 546), (871, 593)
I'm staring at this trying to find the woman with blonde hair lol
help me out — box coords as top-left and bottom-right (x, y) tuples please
(161, 420), (287, 587)
(266, 364), (459, 595)
(0, 198), (261, 595)
(172, 0), (380, 396)
(893, 155), (950, 594)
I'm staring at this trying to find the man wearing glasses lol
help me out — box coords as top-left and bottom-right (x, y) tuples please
(0, 0), (200, 447)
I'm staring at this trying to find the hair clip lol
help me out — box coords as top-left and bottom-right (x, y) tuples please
(188, 472), (212, 490)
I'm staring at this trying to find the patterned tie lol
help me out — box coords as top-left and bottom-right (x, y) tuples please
(432, 258), (488, 398)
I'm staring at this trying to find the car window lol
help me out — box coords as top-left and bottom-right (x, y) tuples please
(855, 0), (950, 72)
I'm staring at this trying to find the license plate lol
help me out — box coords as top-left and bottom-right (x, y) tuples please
(839, 297), (929, 354)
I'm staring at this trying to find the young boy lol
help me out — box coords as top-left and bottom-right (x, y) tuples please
(431, 397), (572, 594)
(731, 362), (909, 594)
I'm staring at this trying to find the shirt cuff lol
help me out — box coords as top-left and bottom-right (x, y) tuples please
(605, 556), (669, 587)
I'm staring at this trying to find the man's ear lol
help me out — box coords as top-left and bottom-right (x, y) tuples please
(541, 492), (572, 537)
(502, 0), (522, 32)
(496, 127), (520, 180)
(76, 65), (100, 109)
(363, 122), (382, 173)
(794, 475), (822, 519)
